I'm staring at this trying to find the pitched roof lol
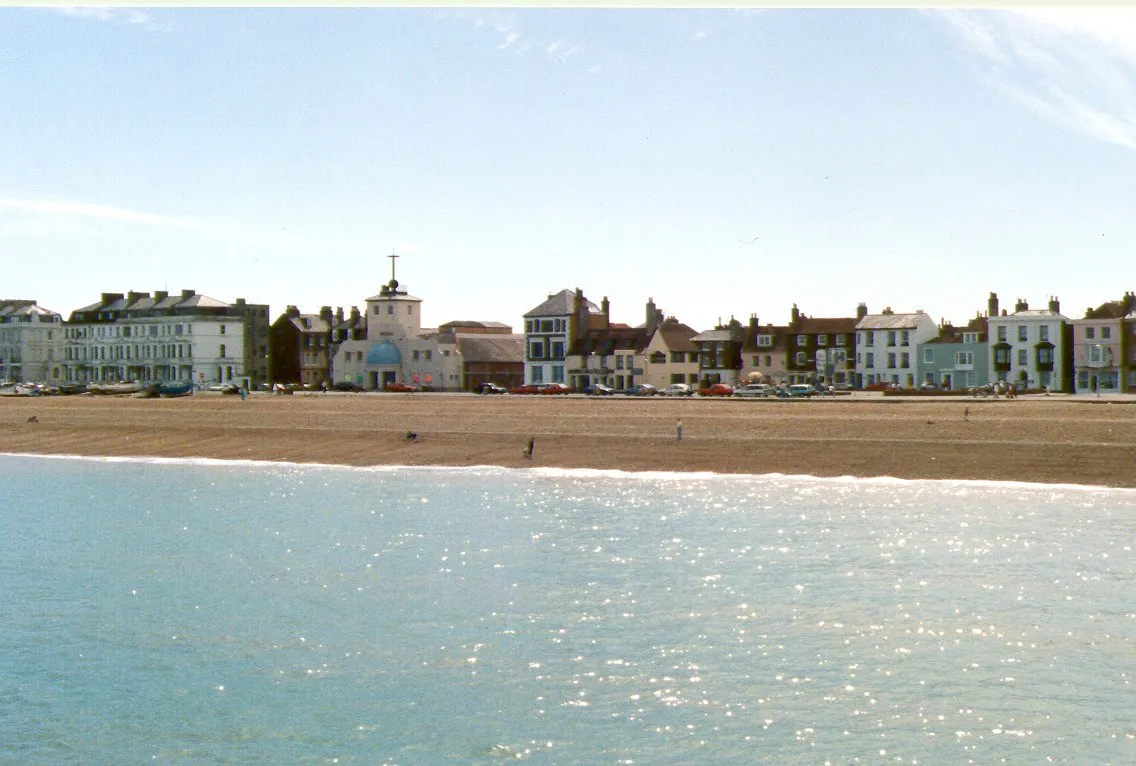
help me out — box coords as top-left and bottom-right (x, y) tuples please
(524, 288), (600, 318)
(569, 325), (651, 355)
(456, 334), (524, 363)
(794, 316), (857, 334)
(741, 324), (790, 352)
(657, 320), (699, 352)
(856, 312), (929, 330)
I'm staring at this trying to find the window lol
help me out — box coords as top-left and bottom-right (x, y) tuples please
(529, 342), (543, 359)
(651, 351), (666, 364)
(1018, 325), (1028, 341)
(795, 351), (806, 365)
(671, 351), (685, 363)
(994, 347), (1011, 364)
(865, 331), (874, 345)
(1086, 326), (1095, 339)
(424, 350), (431, 361)
(1037, 347), (1053, 364)
(387, 305), (393, 315)
(539, 320), (553, 333)
(616, 356), (624, 369)
(1088, 345), (1106, 364)
(955, 351), (973, 366)
(552, 365), (564, 383)
(752, 355), (761, 366)
(688, 352), (699, 363)
(220, 325), (226, 335)
(900, 331), (909, 346)
(962, 332), (979, 344)
(1102, 326), (1111, 339)
(764, 355), (772, 367)
(900, 352), (910, 369)
(817, 335), (827, 346)
(757, 334), (773, 347)
(887, 353), (896, 368)
(1017, 349), (1028, 365)
(412, 350), (420, 361)
(796, 334), (808, 346)
(887, 331), (897, 346)
(866, 352), (874, 367)
(407, 305), (413, 316)
(835, 335), (845, 346)
(531, 366), (543, 383)
(552, 341), (565, 359)
(997, 325), (1007, 342)
(923, 348), (934, 364)
(219, 344), (226, 358)
(1039, 325), (1049, 342)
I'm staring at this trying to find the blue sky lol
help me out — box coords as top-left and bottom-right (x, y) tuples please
(4, 7), (1136, 331)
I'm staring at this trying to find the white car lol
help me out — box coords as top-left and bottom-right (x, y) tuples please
(733, 383), (773, 398)
(659, 383), (693, 397)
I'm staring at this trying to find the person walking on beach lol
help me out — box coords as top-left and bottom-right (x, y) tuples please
(676, 418), (683, 442)
(523, 437), (535, 459)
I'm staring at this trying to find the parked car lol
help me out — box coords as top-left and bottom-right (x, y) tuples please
(698, 383), (734, 397)
(384, 382), (417, 393)
(733, 383), (773, 398)
(659, 383), (693, 397)
(509, 384), (541, 395)
(625, 383), (658, 396)
(786, 383), (817, 398)
(332, 380), (364, 392)
(538, 383), (572, 395)
(208, 382), (241, 394)
(475, 382), (507, 394)
(584, 384), (615, 396)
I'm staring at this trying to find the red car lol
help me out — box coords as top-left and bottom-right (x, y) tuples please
(538, 383), (572, 395)
(509, 384), (541, 395)
(384, 382), (417, 392)
(698, 383), (734, 397)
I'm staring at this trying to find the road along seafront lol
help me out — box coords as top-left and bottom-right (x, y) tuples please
(2, 391), (1136, 488)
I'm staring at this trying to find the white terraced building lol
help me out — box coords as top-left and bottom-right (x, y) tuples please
(61, 290), (270, 388)
(0, 300), (64, 384)
(854, 307), (939, 389)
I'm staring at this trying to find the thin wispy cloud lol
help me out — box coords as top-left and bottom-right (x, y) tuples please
(693, 30), (710, 42)
(937, 9), (1136, 151)
(0, 195), (300, 249)
(54, 7), (172, 33)
(0, 197), (198, 228)
(436, 9), (589, 68)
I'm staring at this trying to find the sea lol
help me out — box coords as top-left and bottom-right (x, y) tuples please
(2, 453), (1134, 765)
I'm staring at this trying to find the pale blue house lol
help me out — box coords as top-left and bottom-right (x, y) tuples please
(916, 314), (990, 390)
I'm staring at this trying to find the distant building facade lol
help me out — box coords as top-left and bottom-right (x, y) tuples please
(918, 313), (989, 390)
(61, 290), (270, 387)
(987, 294), (1072, 392)
(855, 307), (938, 388)
(525, 288), (603, 387)
(0, 300), (64, 384)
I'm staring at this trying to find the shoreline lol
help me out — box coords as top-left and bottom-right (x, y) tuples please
(5, 449), (1134, 493)
(2, 392), (1136, 488)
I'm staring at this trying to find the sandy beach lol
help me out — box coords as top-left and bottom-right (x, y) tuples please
(2, 392), (1136, 488)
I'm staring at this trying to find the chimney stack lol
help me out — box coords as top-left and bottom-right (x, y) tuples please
(1015, 298), (1028, 313)
(1048, 295), (1060, 314)
(856, 302), (868, 320)
(987, 292), (999, 318)
(791, 303), (801, 324)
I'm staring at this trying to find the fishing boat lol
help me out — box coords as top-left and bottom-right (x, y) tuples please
(87, 381), (146, 395)
(157, 382), (194, 398)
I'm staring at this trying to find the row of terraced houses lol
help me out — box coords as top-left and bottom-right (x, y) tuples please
(5, 270), (1136, 394)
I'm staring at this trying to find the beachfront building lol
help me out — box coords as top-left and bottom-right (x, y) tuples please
(855, 306), (938, 389)
(61, 290), (270, 387)
(448, 325), (525, 391)
(740, 317), (790, 386)
(917, 314), (989, 390)
(269, 305), (365, 387)
(783, 304), (858, 388)
(987, 294), (1072, 392)
(567, 321), (649, 392)
(639, 306), (701, 389)
(0, 300), (64, 384)
(1071, 292), (1136, 394)
(331, 259), (520, 391)
(524, 288), (604, 387)
(692, 318), (745, 387)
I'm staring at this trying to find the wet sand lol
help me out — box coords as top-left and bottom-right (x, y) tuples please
(2, 392), (1136, 487)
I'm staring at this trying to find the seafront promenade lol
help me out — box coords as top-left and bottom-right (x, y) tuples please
(2, 391), (1135, 488)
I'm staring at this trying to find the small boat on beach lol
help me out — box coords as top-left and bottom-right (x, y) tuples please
(0, 383), (36, 397)
(157, 382), (194, 398)
(88, 381), (147, 396)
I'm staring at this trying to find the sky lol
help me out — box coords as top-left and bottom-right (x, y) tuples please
(4, 6), (1136, 332)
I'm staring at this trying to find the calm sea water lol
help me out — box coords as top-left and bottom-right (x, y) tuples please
(2, 454), (1134, 765)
